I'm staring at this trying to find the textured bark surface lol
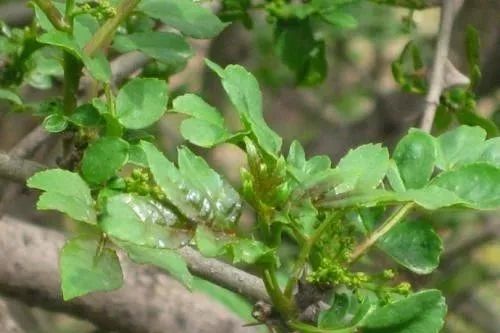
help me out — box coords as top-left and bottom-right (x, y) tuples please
(0, 216), (256, 333)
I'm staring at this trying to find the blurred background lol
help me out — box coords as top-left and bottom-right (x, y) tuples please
(0, 0), (498, 332)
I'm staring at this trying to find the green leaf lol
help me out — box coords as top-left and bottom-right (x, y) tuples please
(0, 88), (22, 105)
(378, 221), (442, 274)
(223, 239), (276, 265)
(27, 169), (96, 223)
(81, 137), (129, 185)
(141, 142), (242, 228)
(128, 144), (148, 167)
(42, 113), (68, 133)
(172, 94), (232, 147)
(319, 288), (372, 329)
(93, 98), (124, 136)
(402, 186), (465, 210)
(391, 41), (427, 94)
(100, 194), (192, 248)
(69, 103), (104, 127)
(179, 119), (231, 147)
(436, 125), (486, 170)
(73, 14), (99, 48)
(275, 19), (327, 85)
(433, 163), (500, 209)
(393, 129), (436, 189)
(220, 0), (253, 28)
(287, 141), (332, 186)
(305, 155), (331, 174)
(85, 52), (112, 83)
(336, 144), (390, 194)
(118, 241), (193, 288)
(360, 290), (447, 333)
(386, 160), (406, 192)
(113, 32), (192, 67)
(455, 109), (499, 138)
(140, 142), (202, 221)
(60, 235), (123, 300)
(319, 10), (357, 28)
(139, 0), (227, 39)
(478, 137), (500, 167)
(322, 185), (465, 210)
(177, 147), (242, 228)
(287, 140), (307, 170)
(37, 30), (110, 82)
(32, 2), (65, 31)
(116, 78), (168, 129)
(465, 25), (481, 88)
(194, 225), (228, 257)
(206, 60), (282, 156)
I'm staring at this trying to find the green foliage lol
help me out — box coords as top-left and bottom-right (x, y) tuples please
(119, 241), (193, 288)
(8, 1), (499, 332)
(141, 142), (242, 229)
(0, 88), (22, 105)
(138, 0), (227, 39)
(100, 193), (191, 249)
(81, 137), (129, 185)
(433, 163), (500, 209)
(318, 288), (371, 330)
(115, 78), (168, 129)
(172, 94), (233, 147)
(42, 113), (68, 132)
(435, 125), (486, 169)
(378, 220), (442, 274)
(336, 144), (389, 193)
(206, 60), (282, 156)
(465, 25), (481, 89)
(391, 41), (426, 94)
(393, 129), (436, 189)
(27, 169), (96, 224)
(113, 31), (192, 68)
(266, 0), (357, 85)
(60, 234), (123, 300)
(274, 19), (327, 86)
(360, 290), (447, 333)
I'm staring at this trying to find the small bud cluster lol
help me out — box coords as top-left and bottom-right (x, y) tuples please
(308, 259), (370, 289)
(75, 1), (117, 21)
(124, 168), (166, 202)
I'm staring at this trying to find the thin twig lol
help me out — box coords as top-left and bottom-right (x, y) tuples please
(0, 153), (45, 183)
(178, 247), (269, 302)
(419, 0), (464, 132)
(31, 0), (69, 31)
(84, 0), (141, 56)
(349, 203), (414, 264)
(9, 126), (51, 159)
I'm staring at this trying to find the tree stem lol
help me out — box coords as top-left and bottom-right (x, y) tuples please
(65, 0), (75, 20)
(62, 52), (83, 115)
(32, 0), (69, 31)
(263, 268), (295, 318)
(84, 0), (141, 56)
(419, 0), (464, 132)
(284, 214), (339, 298)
